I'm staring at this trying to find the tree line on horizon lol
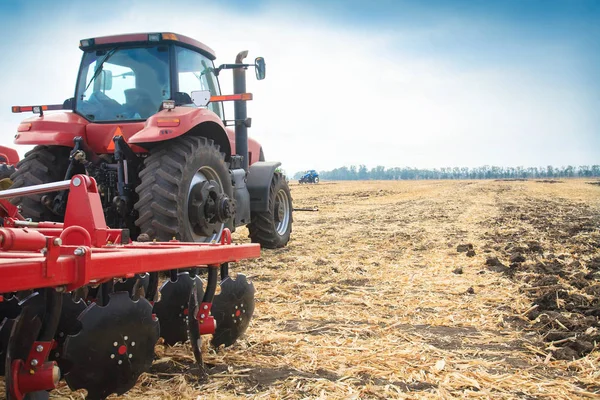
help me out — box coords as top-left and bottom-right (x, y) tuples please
(292, 165), (600, 181)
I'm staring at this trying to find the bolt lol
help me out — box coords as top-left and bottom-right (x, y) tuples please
(203, 305), (208, 310)
(124, 336), (128, 341)
(72, 177), (82, 187)
(53, 238), (62, 246)
(74, 248), (85, 256)
(131, 342), (135, 347)
(231, 314), (235, 318)
(118, 360), (122, 365)
(59, 332), (64, 337)
(30, 359), (38, 366)
(128, 354), (132, 359)
(55, 352), (60, 358)
(113, 342), (118, 347)
(235, 306), (238, 309)
(110, 354), (115, 359)
(200, 314), (205, 319)
(36, 345), (44, 352)
(55, 286), (66, 293)
(233, 320), (237, 324)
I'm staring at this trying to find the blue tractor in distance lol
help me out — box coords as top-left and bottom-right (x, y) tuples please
(299, 170), (320, 184)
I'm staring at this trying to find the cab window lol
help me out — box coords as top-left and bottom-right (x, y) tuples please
(175, 46), (223, 118)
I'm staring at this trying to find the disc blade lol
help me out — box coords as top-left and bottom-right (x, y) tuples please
(210, 274), (255, 348)
(49, 293), (86, 374)
(63, 292), (159, 399)
(153, 272), (202, 346)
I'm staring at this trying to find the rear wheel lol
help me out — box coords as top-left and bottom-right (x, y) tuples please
(134, 136), (234, 243)
(248, 172), (293, 249)
(8, 146), (70, 221)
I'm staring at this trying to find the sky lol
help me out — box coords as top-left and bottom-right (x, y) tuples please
(0, 0), (598, 175)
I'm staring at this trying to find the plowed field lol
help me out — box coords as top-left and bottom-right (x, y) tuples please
(17, 179), (600, 399)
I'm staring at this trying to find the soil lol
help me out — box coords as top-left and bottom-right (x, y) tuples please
(2, 179), (598, 399)
(481, 192), (600, 361)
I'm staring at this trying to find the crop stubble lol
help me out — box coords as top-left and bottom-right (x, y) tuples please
(23, 179), (600, 398)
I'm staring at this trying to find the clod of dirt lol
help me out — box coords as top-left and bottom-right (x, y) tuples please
(553, 347), (579, 361)
(533, 288), (570, 311)
(584, 284), (600, 297)
(457, 243), (473, 253)
(510, 253), (526, 263)
(570, 275), (590, 289)
(527, 241), (543, 253)
(527, 275), (558, 287)
(485, 257), (500, 266)
(452, 267), (463, 274)
(466, 249), (476, 257)
(466, 287), (475, 295)
(485, 256), (509, 273)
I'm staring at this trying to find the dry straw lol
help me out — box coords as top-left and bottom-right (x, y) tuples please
(2, 179), (599, 399)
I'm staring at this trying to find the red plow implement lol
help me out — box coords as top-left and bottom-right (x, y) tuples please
(0, 175), (260, 399)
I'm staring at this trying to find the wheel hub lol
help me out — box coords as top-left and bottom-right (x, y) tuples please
(188, 180), (233, 237)
(275, 201), (284, 222)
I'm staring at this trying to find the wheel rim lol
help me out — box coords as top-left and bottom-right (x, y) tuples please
(274, 189), (291, 236)
(186, 166), (224, 243)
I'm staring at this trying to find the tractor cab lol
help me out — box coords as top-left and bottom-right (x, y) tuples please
(75, 33), (224, 122)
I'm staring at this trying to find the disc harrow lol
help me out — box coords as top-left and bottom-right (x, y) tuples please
(0, 175), (260, 399)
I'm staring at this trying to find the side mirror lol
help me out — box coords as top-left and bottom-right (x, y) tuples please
(255, 57), (266, 80)
(191, 90), (211, 107)
(101, 70), (113, 91)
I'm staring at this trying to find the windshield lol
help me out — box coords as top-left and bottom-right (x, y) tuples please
(75, 45), (170, 122)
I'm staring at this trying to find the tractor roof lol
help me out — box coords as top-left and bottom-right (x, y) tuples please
(80, 32), (217, 60)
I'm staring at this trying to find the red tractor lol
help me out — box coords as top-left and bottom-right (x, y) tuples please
(1, 32), (293, 399)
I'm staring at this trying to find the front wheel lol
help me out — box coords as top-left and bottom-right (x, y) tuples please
(248, 172), (293, 249)
(8, 146), (71, 221)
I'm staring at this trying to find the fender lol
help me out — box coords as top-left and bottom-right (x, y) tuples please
(0, 146), (20, 165)
(13, 112), (88, 147)
(128, 107), (230, 152)
(247, 161), (281, 212)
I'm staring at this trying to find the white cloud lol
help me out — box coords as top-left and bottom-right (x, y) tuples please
(0, 1), (596, 174)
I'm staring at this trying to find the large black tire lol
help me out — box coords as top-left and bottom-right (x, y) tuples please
(134, 136), (233, 243)
(247, 172), (293, 249)
(9, 146), (71, 221)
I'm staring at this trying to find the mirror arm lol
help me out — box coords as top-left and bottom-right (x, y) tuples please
(214, 63), (255, 75)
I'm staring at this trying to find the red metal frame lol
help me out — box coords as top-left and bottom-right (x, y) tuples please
(0, 174), (261, 399)
(0, 174), (260, 294)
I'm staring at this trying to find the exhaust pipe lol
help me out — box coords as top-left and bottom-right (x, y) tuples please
(233, 50), (249, 171)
